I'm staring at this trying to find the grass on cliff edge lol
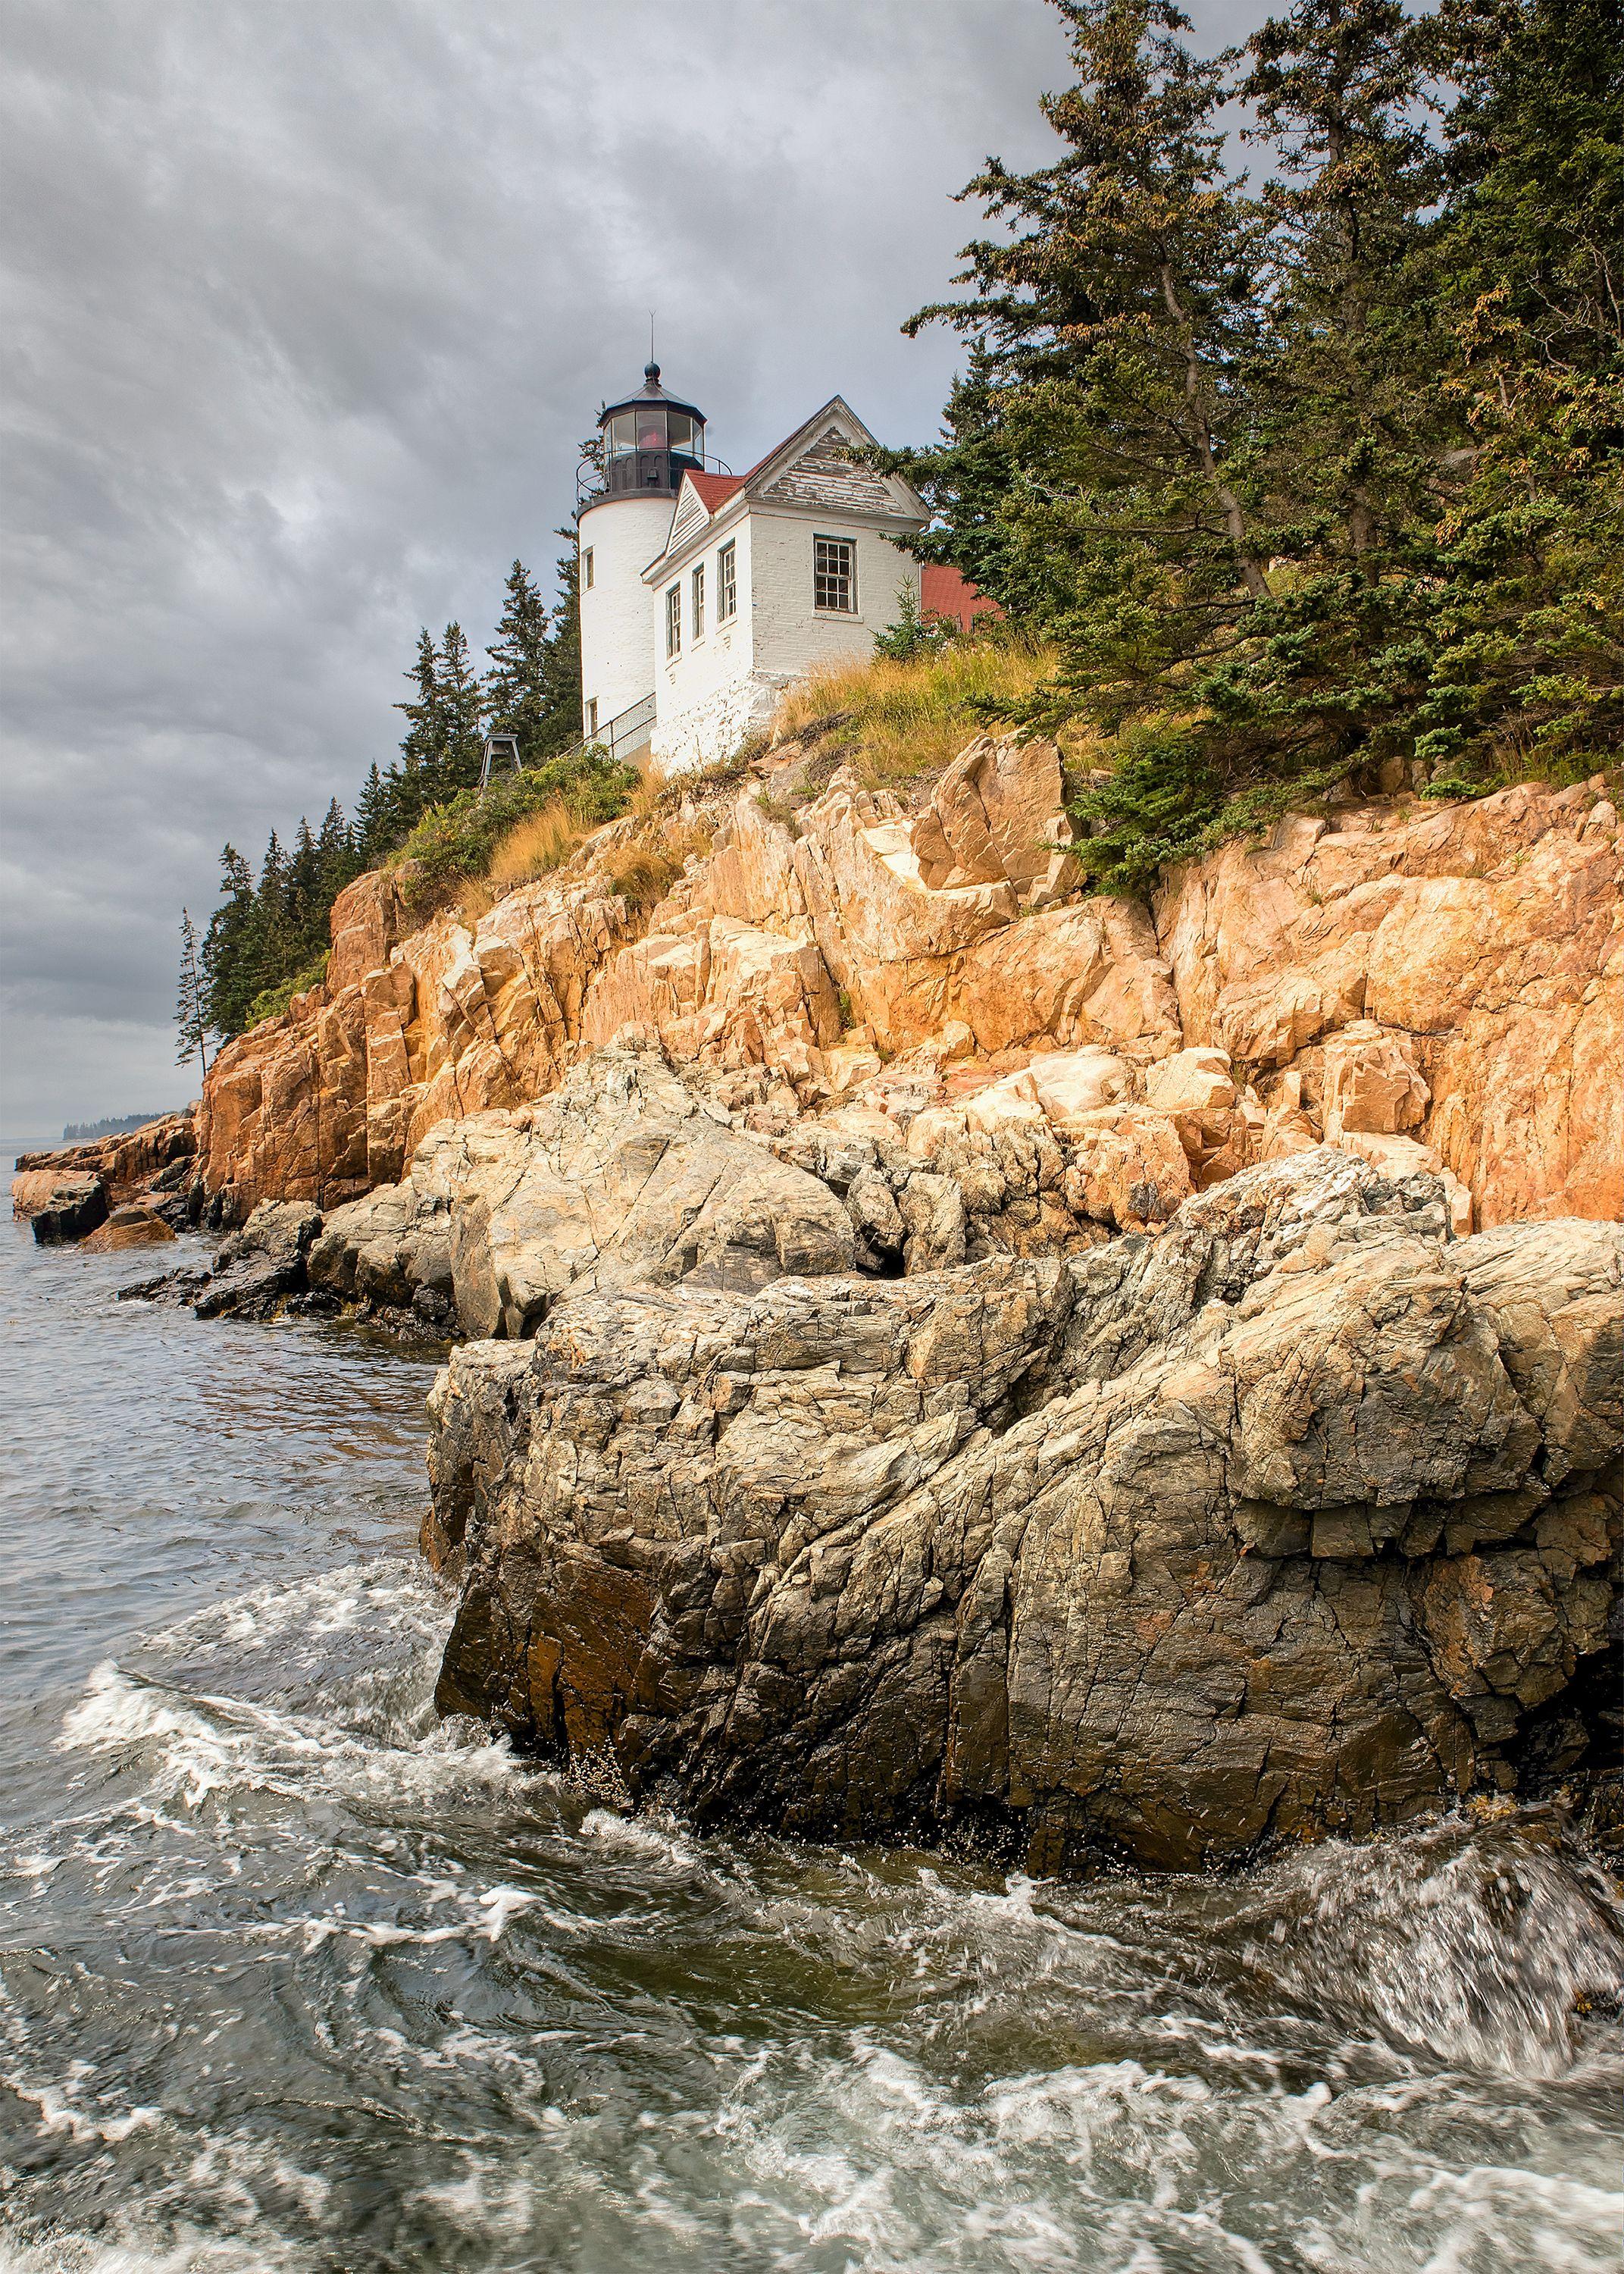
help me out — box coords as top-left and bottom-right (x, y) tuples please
(772, 637), (1059, 785)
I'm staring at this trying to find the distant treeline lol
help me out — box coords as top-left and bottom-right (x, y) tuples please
(198, 551), (582, 1038)
(62, 1112), (176, 1142)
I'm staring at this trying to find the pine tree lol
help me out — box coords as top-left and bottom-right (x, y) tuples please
(437, 622), (486, 795)
(484, 561), (554, 763)
(316, 797), (358, 906)
(1153, 1), (1445, 776)
(1404, 0), (1624, 782)
(906, 0), (1268, 718)
(200, 844), (257, 1038)
(352, 763), (396, 864)
(391, 627), (444, 833)
(286, 816), (322, 959)
(534, 537), (583, 757)
(871, 349), (1070, 621)
(174, 909), (210, 1083)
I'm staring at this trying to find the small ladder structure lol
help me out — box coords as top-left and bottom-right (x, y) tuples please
(479, 731), (522, 792)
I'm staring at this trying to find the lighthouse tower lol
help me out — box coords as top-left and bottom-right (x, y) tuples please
(576, 362), (709, 751)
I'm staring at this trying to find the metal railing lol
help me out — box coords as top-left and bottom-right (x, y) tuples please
(480, 694), (655, 795)
(575, 450), (733, 509)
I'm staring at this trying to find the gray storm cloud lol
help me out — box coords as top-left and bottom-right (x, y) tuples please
(0, 0), (1259, 1139)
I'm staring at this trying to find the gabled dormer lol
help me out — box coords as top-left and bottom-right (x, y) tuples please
(644, 397), (924, 584)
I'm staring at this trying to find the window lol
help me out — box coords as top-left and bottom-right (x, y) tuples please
(814, 534), (856, 612)
(665, 583), (681, 658)
(718, 540), (737, 622)
(582, 547), (594, 590)
(585, 697), (598, 735)
(691, 562), (705, 639)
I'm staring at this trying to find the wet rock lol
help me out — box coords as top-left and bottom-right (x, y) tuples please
(80, 1204), (177, 1253)
(194, 1198), (324, 1320)
(13, 1170), (108, 1244)
(283, 1289), (343, 1320)
(428, 1150), (1622, 1874)
(115, 1266), (211, 1306)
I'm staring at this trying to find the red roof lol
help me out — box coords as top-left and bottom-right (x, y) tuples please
(685, 471), (746, 515)
(922, 563), (1002, 631)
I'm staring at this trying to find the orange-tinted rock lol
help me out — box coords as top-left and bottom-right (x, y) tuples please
(195, 747), (1619, 1239)
(11, 1167), (107, 1241)
(80, 1205), (177, 1252)
(1156, 779), (1622, 1228)
(1062, 1104), (1194, 1230)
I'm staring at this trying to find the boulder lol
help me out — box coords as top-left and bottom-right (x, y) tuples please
(13, 1170), (108, 1244)
(1321, 1020), (1428, 1139)
(910, 734), (1079, 905)
(80, 1204), (177, 1253)
(308, 1042), (856, 1339)
(1144, 1045), (1236, 1116)
(1025, 1047), (1131, 1134)
(194, 1198), (324, 1320)
(1061, 1104), (1194, 1229)
(428, 1151), (1622, 1872)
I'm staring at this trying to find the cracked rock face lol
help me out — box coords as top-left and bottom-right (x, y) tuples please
(427, 1149), (1622, 1872)
(307, 1045), (856, 1338)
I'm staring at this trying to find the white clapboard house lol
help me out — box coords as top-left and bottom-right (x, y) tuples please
(574, 363), (995, 775)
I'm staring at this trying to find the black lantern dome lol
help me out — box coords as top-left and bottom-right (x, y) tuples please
(592, 363), (708, 501)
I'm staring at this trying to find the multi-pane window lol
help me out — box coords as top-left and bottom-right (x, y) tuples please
(665, 584), (681, 658)
(582, 547), (594, 590)
(718, 540), (737, 621)
(691, 561), (705, 639)
(814, 534), (856, 612)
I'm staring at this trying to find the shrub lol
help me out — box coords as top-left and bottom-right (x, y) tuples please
(246, 950), (329, 1029)
(396, 747), (637, 908)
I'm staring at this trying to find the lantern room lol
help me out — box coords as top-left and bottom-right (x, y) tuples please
(594, 363), (706, 499)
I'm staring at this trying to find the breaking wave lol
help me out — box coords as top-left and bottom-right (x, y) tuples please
(2, 1220), (1619, 2271)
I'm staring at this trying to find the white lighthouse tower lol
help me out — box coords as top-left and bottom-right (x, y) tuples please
(576, 362), (710, 756)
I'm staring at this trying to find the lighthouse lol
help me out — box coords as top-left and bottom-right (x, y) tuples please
(576, 362), (710, 752)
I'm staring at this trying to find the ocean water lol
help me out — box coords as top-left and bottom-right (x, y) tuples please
(1, 1202), (1620, 2273)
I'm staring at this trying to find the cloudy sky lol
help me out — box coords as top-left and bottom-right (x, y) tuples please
(1, 0), (1263, 1143)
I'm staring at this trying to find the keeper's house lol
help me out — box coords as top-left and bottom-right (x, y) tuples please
(574, 362), (995, 775)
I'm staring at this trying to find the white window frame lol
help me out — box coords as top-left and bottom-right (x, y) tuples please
(582, 547), (594, 590)
(585, 697), (598, 735)
(665, 583), (681, 659)
(718, 539), (737, 622)
(814, 534), (856, 614)
(691, 560), (705, 641)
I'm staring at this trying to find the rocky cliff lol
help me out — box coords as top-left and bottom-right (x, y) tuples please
(29, 734), (1621, 1872)
(192, 741), (1623, 1237)
(427, 1148), (1622, 1871)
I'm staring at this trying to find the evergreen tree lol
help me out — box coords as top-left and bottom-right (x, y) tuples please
(317, 797), (358, 906)
(174, 909), (210, 1084)
(353, 763), (396, 865)
(1404, 0), (1624, 782)
(1146, 0), (1448, 794)
(484, 560), (554, 761)
(905, 0), (1268, 719)
(286, 816), (323, 961)
(872, 350), (1071, 621)
(199, 845), (257, 1038)
(437, 621), (486, 795)
(391, 627), (445, 834)
(535, 537), (583, 756)
(484, 549), (585, 766)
